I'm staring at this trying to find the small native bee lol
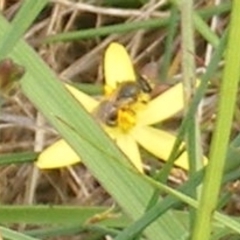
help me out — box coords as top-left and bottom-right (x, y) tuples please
(94, 77), (153, 127)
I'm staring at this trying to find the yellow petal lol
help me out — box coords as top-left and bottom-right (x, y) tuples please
(137, 83), (184, 126)
(116, 134), (143, 173)
(36, 139), (80, 169)
(104, 42), (136, 89)
(132, 126), (189, 170)
(65, 84), (99, 112)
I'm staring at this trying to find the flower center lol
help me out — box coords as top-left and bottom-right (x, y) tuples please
(115, 96), (149, 132)
(98, 83), (151, 132)
(117, 107), (136, 132)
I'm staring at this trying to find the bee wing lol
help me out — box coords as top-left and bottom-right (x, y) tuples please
(93, 99), (118, 126)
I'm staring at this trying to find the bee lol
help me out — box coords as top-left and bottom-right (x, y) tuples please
(94, 77), (153, 127)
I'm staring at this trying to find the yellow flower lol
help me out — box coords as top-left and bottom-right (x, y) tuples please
(36, 42), (198, 173)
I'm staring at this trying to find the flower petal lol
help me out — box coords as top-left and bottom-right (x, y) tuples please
(138, 83), (184, 126)
(116, 134), (143, 173)
(132, 126), (189, 170)
(104, 42), (136, 89)
(65, 84), (99, 112)
(36, 139), (80, 169)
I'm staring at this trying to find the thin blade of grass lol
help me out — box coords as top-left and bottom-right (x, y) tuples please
(0, 226), (40, 240)
(44, 4), (228, 44)
(0, 0), (48, 59)
(180, 0), (200, 231)
(192, 1), (240, 239)
(25, 225), (120, 239)
(0, 152), (38, 165)
(45, 17), (170, 42)
(160, 5), (179, 81)
(193, 13), (219, 47)
(0, 206), (129, 226)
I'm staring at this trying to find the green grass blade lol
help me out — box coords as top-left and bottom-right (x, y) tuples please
(44, 17), (170, 42)
(192, 1), (240, 239)
(180, 0), (199, 172)
(180, 0), (200, 230)
(224, 134), (240, 174)
(0, 0), (48, 58)
(44, 4), (229, 43)
(25, 224), (119, 239)
(193, 13), (219, 47)
(0, 152), (37, 165)
(0, 205), (129, 226)
(160, 6), (179, 81)
(0, 226), (39, 240)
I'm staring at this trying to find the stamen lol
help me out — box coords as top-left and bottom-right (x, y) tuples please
(118, 108), (136, 132)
